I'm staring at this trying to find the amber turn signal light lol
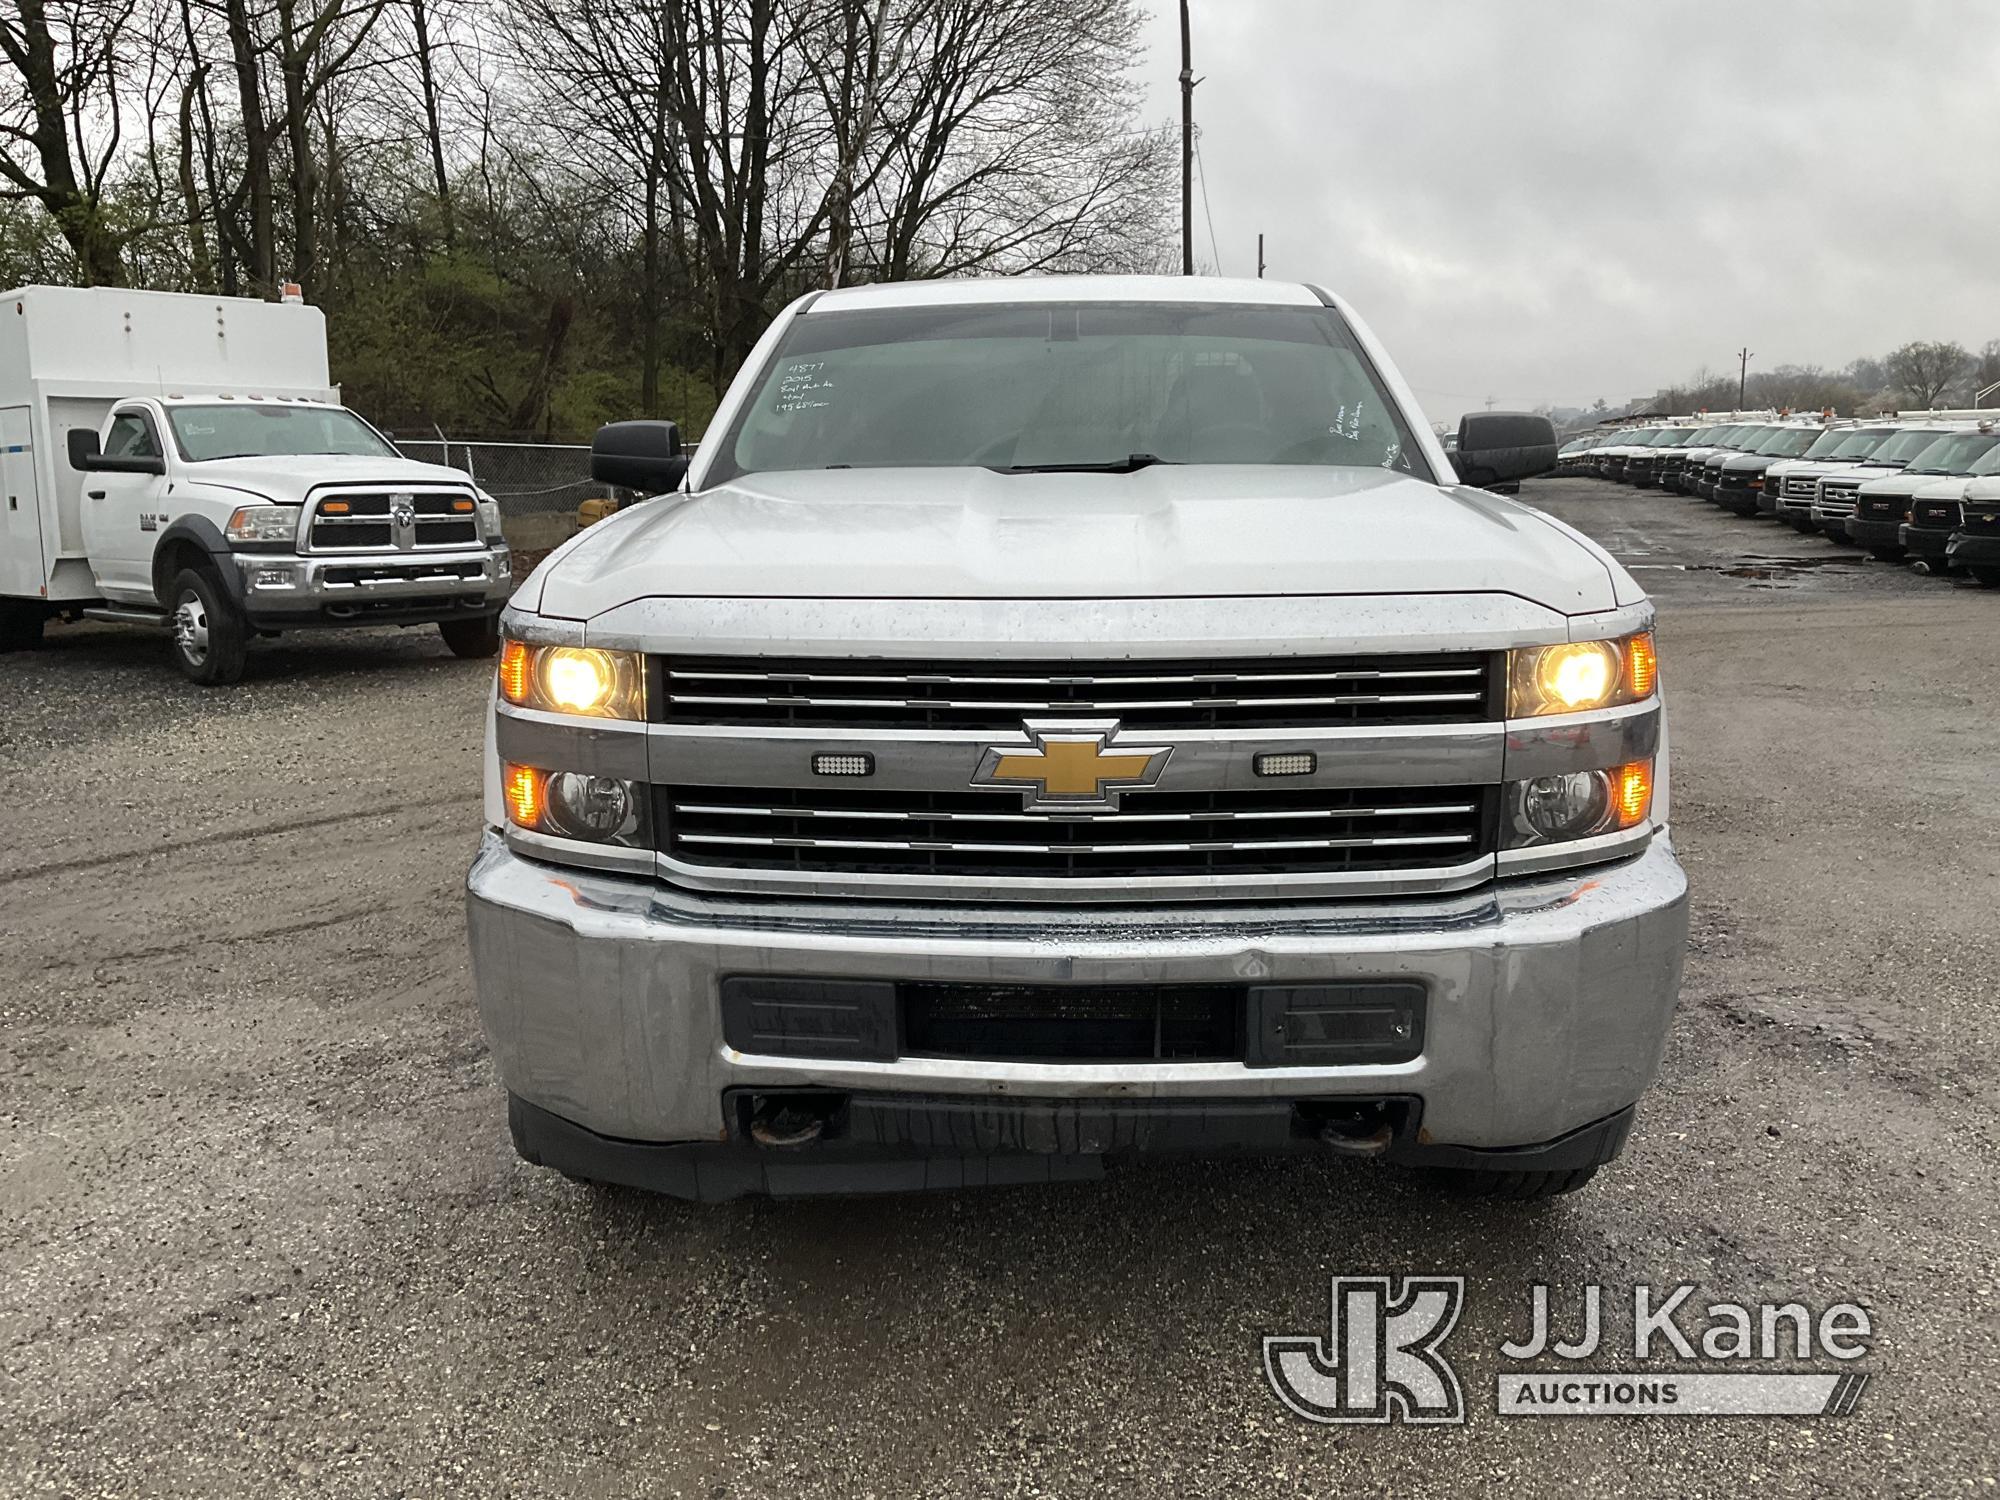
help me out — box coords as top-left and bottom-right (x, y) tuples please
(502, 763), (545, 829)
(1624, 632), (1658, 699)
(1612, 760), (1653, 829)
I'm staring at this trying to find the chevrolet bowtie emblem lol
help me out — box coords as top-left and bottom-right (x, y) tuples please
(972, 720), (1172, 813)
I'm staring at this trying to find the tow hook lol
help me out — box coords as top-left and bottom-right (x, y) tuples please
(747, 1093), (839, 1149)
(1302, 1101), (1400, 1158)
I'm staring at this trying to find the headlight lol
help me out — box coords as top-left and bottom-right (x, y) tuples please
(476, 494), (503, 541)
(1508, 632), (1657, 717)
(1505, 759), (1654, 847)
(502, 763), (650, 847)
(224, 504), (300, 544)
(498, 642), (646, 720)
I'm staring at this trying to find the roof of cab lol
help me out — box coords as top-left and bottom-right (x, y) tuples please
(807, 274), (1323, 313)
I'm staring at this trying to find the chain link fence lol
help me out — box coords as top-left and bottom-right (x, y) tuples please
(393, 436), (605, 566)
(392, 438), (599, 518)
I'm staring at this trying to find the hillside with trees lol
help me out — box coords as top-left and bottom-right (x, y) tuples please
(0, 0), (1173, 439)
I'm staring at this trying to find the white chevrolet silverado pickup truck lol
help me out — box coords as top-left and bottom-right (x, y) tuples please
(467, 275), (1688, 1203)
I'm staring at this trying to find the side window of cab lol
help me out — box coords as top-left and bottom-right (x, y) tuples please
(105, 410), (162, 460)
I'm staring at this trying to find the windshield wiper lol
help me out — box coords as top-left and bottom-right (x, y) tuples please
(992, 453), (1176, 475)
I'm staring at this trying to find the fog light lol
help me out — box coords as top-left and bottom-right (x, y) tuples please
(544, 772), (636, 840)
(252, 567), (296, 589)
(1521, 771), (1611, 842)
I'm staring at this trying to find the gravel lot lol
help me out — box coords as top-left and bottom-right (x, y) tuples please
(3, 478), (1996, 1497)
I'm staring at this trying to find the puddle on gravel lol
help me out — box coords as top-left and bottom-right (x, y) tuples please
(1631, 555), (1865, 584)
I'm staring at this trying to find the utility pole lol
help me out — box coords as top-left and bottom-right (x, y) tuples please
(1256, 233), (1265, 278)
(1738, 347), (1754, 409)
(1180, 0), (1195, 276)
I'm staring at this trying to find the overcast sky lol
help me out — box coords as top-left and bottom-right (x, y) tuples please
(1133, 0), (2000, 425)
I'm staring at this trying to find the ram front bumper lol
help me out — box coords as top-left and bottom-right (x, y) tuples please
(466, 832), (1690, 1198)
(231, 546), (511, 626)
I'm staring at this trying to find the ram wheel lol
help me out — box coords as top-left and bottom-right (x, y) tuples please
(439, 614), (501, 659)
(168, 567), (248, 685)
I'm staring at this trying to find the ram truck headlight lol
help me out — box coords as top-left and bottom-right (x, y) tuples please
(1508, 632), (1657, 717)
(475, 494), (503, 542)
(224, 504), (301, 546)
(498, 642), (646, 720)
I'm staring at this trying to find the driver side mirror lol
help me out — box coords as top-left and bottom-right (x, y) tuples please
(591, 420), (688, 494)
(68, 427), (165, 475)
(1452, 412), (1559, 492)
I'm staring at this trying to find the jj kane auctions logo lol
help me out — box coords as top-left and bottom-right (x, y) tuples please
(1265, 1278), (1873, 1423)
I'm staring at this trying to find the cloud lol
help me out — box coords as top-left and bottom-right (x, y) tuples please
(1136, 0), (2000, 420)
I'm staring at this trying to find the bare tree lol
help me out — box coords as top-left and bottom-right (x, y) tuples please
(1885, 340), (1971, 410)
(0, 0), (144, 284)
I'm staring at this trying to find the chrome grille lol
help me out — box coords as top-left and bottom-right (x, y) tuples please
(1782, 475), (1820, 502)
(1816, 482), (1862, 519)
(309, 490), (481, 552)
(654, 653), (1498, 731)
(1961, 502), (2000, 536)
(658, 784), (1493, 880)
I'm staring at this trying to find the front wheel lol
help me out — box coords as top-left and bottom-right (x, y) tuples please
(439, 614), (501, 659)
(168, 567), (248, 685)
(1426, 1165), (1600, 1201)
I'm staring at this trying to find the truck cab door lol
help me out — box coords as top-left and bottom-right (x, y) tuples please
(80, 408), (169, 602)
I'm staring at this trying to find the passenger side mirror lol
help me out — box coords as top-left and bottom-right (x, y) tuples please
(66, 429), (101, 470)
(591, 420), (689, 494)
(1452, 412), (1559, 492)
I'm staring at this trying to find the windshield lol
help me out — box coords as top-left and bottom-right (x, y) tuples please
(711, 302), (1434, 484)
(1826, 427), (1895, 459)
(1680, 427), (1722, 445)
(1905, 432), (2000, 475)
(1867, 429), (1949, 466)
(1801, 429), (1858, 459)
(1756, 429), (1821, 458)
(167, 404), (398, 462)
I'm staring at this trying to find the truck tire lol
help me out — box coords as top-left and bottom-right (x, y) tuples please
(167, 566), (248, 685)
(0, 599), (44, 653)
(1427, 1165), (1600, 1201)
(439, 614), (500, 659)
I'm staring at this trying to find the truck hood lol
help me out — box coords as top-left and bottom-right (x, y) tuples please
(533, 465), (1621, 618)
(185, 453), (476, 503)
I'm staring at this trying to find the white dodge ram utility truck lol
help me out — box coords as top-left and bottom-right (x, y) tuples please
(0, 286), (511, 682)
(468, 275), (1688, 1203)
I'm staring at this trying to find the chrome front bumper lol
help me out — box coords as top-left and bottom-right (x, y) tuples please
(466, 832), (1689, 1155)
(232, 546), (512, 618)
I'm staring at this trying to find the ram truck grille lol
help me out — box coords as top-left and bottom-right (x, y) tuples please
(653, 652), (1499, 731)
(309, 491), (481, 552)
(658, 783), (1494, 880)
